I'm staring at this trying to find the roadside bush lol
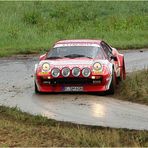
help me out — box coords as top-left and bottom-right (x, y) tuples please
(118, 69), (148, 105)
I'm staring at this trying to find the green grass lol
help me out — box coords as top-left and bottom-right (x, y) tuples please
(116, 69), (148, 105)
(0, 106), (148, 147)
(0, 1), (148, 57)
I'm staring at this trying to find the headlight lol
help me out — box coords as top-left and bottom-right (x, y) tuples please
(51, 68), (60, 78)
(72, 67), (80, 77)
(82, 68), (91, 77)
(93, 62), (102, 71)
(62, 67), (70, 77)
(42, 63), (50, 72)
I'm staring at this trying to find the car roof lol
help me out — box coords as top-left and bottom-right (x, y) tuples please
(55, 39), (102, 46)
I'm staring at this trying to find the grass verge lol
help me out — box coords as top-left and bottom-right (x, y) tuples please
(0, 1), (148, 57)
(0, 106), (148, 147)
(116, 69), (148, 105)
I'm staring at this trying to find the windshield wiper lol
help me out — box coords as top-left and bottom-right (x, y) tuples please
(46, 56), (63, 59)
(64, 54), (92, 59)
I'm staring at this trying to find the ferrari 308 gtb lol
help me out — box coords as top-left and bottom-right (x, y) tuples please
(34, 39), (126, 94)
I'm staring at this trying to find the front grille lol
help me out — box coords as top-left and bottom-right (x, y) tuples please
(42, 77), (103, 85)
(52, 78), (92, 85)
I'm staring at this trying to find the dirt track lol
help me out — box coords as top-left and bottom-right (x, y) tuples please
(0, 49), (148, 130)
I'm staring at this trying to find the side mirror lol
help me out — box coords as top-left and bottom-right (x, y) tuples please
(39, 53), (47, 61)
(111, 55), (118, 61)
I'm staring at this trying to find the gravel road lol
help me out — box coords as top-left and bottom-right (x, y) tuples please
(0, 49), (148, 130)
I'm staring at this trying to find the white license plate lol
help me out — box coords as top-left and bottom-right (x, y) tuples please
(64, 86), (83, 92)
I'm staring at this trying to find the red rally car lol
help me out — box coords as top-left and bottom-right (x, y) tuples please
(34, 39), (126, 94)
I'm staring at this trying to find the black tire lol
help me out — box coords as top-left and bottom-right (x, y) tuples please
(107, 71), (116, 94)
(35, 82), (40, 94)
(119, 59), (125, 82)
(117, 69), (123, 82)
(119, 69), (124, 81)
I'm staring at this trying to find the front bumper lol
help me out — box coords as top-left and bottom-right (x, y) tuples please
(35, 75), (111, 93)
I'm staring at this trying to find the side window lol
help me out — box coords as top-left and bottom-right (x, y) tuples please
(101, 42), (113, 59)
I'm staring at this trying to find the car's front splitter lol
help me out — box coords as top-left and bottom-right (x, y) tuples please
(36, 83), (110, 93)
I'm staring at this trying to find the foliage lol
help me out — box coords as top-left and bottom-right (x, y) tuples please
(0, 1), (147, 56)
(0, 106), (148, 147)
(117, 69), (148, 105)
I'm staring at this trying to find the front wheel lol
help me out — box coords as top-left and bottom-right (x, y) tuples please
(35, 82), (40, 94)
(107, 71), (116, 94)
(119, 59), (126, 81)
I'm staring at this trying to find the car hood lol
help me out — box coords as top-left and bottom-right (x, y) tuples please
(50, 58), (93, 65)
(39, 58), (110, 68)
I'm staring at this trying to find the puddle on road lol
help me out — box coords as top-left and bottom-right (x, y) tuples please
(0, 50), (148, 130)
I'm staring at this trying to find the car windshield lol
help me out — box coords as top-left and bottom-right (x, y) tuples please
(47, 46), (105, 59)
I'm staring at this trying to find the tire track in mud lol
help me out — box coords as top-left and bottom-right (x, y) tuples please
(0, 49), (148, 130)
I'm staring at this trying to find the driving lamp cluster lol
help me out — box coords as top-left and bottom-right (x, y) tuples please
(42, 62), (102, 78)
(51, 67), (91, 78)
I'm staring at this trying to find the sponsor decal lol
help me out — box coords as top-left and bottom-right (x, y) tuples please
(38, 72), (49, 75)
(54, 44), (101, 48)
(92, 70), (102, 74)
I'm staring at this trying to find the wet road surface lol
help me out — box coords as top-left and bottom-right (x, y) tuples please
(0, 49), (148, 130)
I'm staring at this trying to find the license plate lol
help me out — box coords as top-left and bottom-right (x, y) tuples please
(63, 86), (83, 92)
